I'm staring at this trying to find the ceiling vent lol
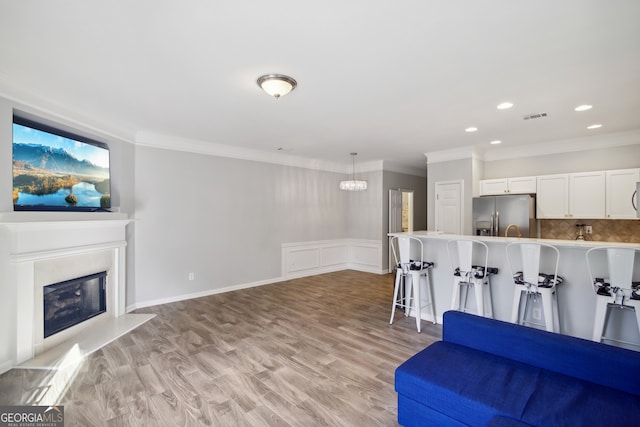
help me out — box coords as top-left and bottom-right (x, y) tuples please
(523, 112), (548, 120)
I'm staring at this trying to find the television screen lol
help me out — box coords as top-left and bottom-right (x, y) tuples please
(12, 116), (111, 211)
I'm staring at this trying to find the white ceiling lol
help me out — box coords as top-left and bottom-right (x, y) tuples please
(1, 1), (639, 172)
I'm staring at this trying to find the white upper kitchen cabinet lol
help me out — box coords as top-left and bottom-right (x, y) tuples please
(537, 172), (605, 219)
(569, 171), (606, 219)
(480, 176), (537, 196)
(536, 174), (569, 219)
(606, 168), (640, 219)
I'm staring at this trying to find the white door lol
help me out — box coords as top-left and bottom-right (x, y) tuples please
(389, 189), (414, 272)
(435, 180), (462, 234)
(389, 189), (402, 272)
(389, 189), (403, 232)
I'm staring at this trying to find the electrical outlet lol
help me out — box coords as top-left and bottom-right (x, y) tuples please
(532, 308), (542, 321)
(188, 272), (195, 281)
(585, 225), (593, 234)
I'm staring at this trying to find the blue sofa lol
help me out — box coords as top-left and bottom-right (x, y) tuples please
(395, 310), (640, 427)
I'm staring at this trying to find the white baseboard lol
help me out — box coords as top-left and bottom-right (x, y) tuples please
(0, 359), (13, 375)
(128, 276), (283, 311)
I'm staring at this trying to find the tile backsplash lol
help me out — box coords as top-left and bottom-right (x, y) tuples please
(539, 219), (640, 243)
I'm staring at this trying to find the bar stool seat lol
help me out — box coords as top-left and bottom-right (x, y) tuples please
(586, 247), (640, 349)
(389, 236), (436, 332)
(447, 239), (498, 318)
(507, 242), (563, 333)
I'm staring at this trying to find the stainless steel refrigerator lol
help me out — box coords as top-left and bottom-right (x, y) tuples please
(472, 195), (536, 237)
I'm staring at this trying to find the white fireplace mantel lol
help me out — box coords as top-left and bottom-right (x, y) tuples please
(0, 211), (153, 369)
(0, 214), (132, 260)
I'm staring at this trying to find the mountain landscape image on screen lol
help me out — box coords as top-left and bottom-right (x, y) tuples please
(13, 142), (110, 209)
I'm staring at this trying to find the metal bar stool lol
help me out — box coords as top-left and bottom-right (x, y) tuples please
(447, 239), (498, 318)
(506, 242), (563, 332)
(586, 246), (640, 349)
(389, 236), (436, 332)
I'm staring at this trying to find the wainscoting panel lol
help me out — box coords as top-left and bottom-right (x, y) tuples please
(320, 244), (349, 268)
(348, 239), (383, 274)
(286, 247), (321, 273)
(281, 239), (383, 279)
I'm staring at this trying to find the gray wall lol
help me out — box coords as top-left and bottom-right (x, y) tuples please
(133, 145), (354, 305)
(427, 158), (475, 235)
(346, 170), (383, 240)
(0, 100), (14, 366)
(483, 144), (640, 179)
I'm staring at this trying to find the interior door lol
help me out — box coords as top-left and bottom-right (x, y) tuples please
(435, 180), (463, 234)
(389, 189), (403, 272)
(389, 189), (414, 272)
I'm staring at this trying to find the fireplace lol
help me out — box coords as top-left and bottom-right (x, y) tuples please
(44, 272), (107, 339)
(0, 212), (154, 371)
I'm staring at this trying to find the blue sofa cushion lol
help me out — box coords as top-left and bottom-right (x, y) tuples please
(442, 311), (640, 396)
(396, 341), (537, 426)
(519, 368), (640, 426)
(485, 415), (533, 427)
(396, 341), (640, 427)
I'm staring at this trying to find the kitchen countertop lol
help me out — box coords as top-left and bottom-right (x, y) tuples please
(390, 230), (640, 249)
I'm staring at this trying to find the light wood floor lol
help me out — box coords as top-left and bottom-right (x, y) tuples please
(0, 270), (441, 426)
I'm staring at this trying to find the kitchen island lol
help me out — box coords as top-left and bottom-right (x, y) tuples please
(389, 231), (640, 345)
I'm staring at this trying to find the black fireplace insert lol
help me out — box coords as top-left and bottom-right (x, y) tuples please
(43, 271), (107, 338)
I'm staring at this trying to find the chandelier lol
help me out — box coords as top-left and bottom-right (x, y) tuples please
(339, 153), (368, 191)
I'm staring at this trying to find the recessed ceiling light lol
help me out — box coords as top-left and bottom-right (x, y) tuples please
(490, 140), (502, 145)
(465, 127), (478, 133)
(587, 124), (602, 130)
(497, 102), (513, 110)
(575, 104), (593, 112)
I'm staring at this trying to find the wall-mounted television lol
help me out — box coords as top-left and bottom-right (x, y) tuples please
(12, 115), (111, 212)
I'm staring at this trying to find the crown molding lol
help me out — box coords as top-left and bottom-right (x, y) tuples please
(135, 131), (356, 173)
(424, 146), (480, 164)
(424, 130), (640, 165)
(136, 132), (425, 175)
(482, 129), (640, 162)
(0, 77), (135, 145)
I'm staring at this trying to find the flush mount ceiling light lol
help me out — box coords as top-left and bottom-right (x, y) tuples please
(575, 104), (593, 112)
(339, 152), (368, 191)
(497, 102), (514, 110)
(257, 74), (297, 99)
